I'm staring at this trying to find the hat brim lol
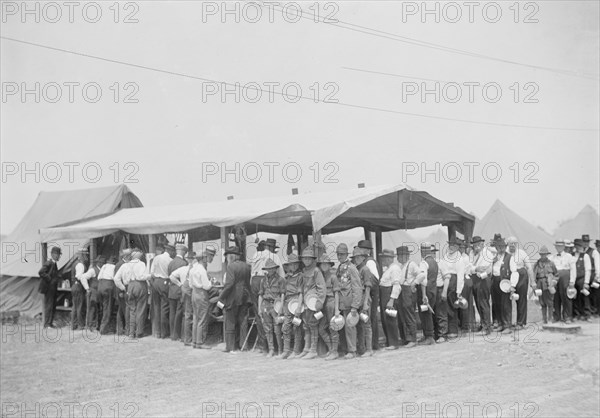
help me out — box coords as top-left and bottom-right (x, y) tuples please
(224, 250), (241, 256)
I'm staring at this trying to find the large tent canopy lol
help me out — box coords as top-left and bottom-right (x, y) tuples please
(40, 184), (475, 243)
(554, 205), (600, 241)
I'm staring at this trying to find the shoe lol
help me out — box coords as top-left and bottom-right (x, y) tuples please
(184, 343), (192, 346)
(385, 345), (399, 351)
(435, 337), (447, 344)
(363, 350), (374, 357)
(287, 352), (299, 360)
(418, 337), (435, 346)
(297, 351), (309, 359)
(280, 351), (291, 360)
(325, 352), (338, 361)
(501, 327), (512, 334)
(514, 325), (524, 331)
(303, 352), (318, 359)
(403, 342), (417, 349)
(482, 328), (491, 335)
(267, 350), (275, 358)
(447, 333), (459, 339)
(416, 336), (427, 343)
(565, 319), (573, 324)
(344, 353), (356, 359)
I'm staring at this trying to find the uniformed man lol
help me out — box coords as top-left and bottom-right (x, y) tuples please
(298, 248), (326, 359)
(352, 247), (376, 356)
(38, 246), (62, 329)
(532, 246), (557, 324)
(97, 255), (116, 334)
(378, 249), (401, 350)
(438, 238), (467, 338)
(466, 236), (493, 334)
(506, 236), (534, 330)
(317, 254), (341, 360)
(150, 244), (172, 339)
(258, 259), (285, 357)
(280, 254), (305, 360)
(572, 239), (592, 321)
(490, 235), (518, 332)
(217, 246), (251, 353)
(71, 248), (92, 331)
(457, 238), (475, 332)
(418, 243), (438, 345)
(355, 239), (381, 351)
(167, 243), (188, 341)
(395, 246), (425, 348)
(113, 249), (132, 335)
(551, 240), (576, 323)
(337, 244), (362, 359)
(114, 248), (149, 339)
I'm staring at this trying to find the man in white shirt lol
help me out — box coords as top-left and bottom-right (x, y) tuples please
(396, 246), (426, 348)
(507, 236), (534, 329)
(583, 236), (600, 316)
(150, 244), (173, 338)
(438, 238), (467, 338)
(572, 239), (592, 321)
(550, 239), (576, 323)
(489, 235), (518, 332)
(378, 249), (401, 349)
(466, 236), (493, 334)
(419, 243), (439, 345)
(71, 248), (93, 331)
(97, 255), (116, 334)
(114, 248), (149, 339)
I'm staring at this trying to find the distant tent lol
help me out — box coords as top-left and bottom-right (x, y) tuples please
(421, 227), (449, 248)
(554, 205), (600, 241)
(474, 199), (555, 258)
(0, 185), (143, 317)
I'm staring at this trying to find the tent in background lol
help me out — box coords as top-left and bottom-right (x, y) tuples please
(0, 185), (143, 317)
(474, 199), (555, 258)
(554, 205), (600, 241)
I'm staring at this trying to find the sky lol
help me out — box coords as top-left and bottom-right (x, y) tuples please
(1, 0), (599, 237)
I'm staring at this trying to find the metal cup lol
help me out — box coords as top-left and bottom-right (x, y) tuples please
(314, 311), (324, 320)
(292, 317), (302, 326)
(420, 304), (428, 312)
(591, 282), (600, 289)
(535, 289), (542, 296)
(359, 312), (369, 323)
(386, 308), (397, 318)
(511, 293), (520, 301)
(216, 301), (225, 309)
(582, 288), (590, 296)
(549, 286), (556, 295)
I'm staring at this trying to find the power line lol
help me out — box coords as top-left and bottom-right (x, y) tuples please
(262, 3), (599, 81)
(1, 36), (597, 132)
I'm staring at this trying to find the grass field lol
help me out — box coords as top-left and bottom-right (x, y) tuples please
(1, 305), (599, 418)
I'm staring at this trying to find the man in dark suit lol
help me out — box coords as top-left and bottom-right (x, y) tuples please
(38, 246), (62, 328)
(218, 246), (251, 353)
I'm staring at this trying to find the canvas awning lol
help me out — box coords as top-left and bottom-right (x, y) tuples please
(40, 184), (475, 242)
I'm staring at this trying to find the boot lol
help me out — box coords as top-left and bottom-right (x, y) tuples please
(275, 333), (283, 356)
(542, 308), (548, 324)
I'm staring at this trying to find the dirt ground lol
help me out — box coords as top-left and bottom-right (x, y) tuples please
(1, 306), (599, 418)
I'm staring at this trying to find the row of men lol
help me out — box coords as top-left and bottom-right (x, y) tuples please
(38, 233), (599, 358)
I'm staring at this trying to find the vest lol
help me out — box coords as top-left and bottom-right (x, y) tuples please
(366, 255), (382, 282)
(494, 253), (512, 280)
(585, 247), (595, 276)
(575, 253), (585, 279)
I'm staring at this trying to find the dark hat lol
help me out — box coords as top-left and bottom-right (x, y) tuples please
(574, 239), (584, 247)
(471, 236), (485, 244)
(582, 234), (590, 242)
(396, 246), (411, 256)
(420, 242), (438, 252)
(164, 244), (175, 252)
(283, 254), (301, 265)
(301, 248), (317, 258)
(596, 239), (600, 247)
(356, 240), (373, 250)
(50, 246), (62, 254)
(336, 243), (349, 254)
(494, 238), (507, 247)
(186, 251), (197, 259)
(265, 238), (280, 249)
(379, 249), (396, 258)
(262, 259), (279, 270)
(224, 246), (241, 256)
(317, 254), (335, 265)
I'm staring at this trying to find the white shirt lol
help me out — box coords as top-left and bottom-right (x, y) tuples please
(551, 251), (577, 284)
(189, 263), (212, 290)
(113, 259), (147, 291)
(75, 261), (95, 291)
(150, 251), (172, 278)
(491, 252), (520, 286)
(366, 259), (380, 280)
(592, 248), (600, 280)
(380, 262), (401, 299)
(467, 247), (494, 279)
(98, 263), (115, 280)
(439, 251), (466, 294)
(398, 261), (425, 287)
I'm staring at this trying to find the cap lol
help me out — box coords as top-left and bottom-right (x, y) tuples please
(205, 246), (217, 256)
(175, 243), (188, 253)
(262, 259), (280, 270)
(396, 246), (411, 255)
(317, 254), (335, 265)
(121, 248), (133, 257)
(539, 245), (551, 255)
(336, 243), (349, 254)
(356, 240), (373, 250)
(283, 253), (301, 265)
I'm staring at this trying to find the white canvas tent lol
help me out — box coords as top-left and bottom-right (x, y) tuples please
(554, 205), (600, 241)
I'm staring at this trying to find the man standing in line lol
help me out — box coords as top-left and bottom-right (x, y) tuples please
(298, 248), (326, 360)
(352, 247), (376, 356)
(490, 236), (518, 332)
(114, 248), (148, 339)
(336, 244), (362, 359)
(551, 240), (576, 323)
(280, 254), (305, 360)
(438, 238), (467, 338)
(167, 244), (188, 341)
(97, 255), (116, 335)
(317, 254), (341, 360)
(355, 239), (381, 351)
(418, 243), (438, 345)
(258, 259), (286, 357)
(582, 235), (599, 316)
(466, 237), (493, 335)
(114, 248), (132, 336)
(152, 244), (174, 338)
(396, 246), (426, 348)
(217, 246), (251, 353)
(169, 250), (197, 346)
(38, 246), (62, 329)
(72, 248), (92, 331)
(572, 239), (592, 321)
(506, 236), (534, 330)
(85, 255), (103, 331)
(379, 249), (401, 350)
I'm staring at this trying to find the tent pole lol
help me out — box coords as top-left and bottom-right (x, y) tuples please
(375, 230), (382, 261)
(220, 227), (228, 274)
(90, 239), (97, 266)
(296, 234), (302, 255)
(447, 224), (457, 241)
(41, 242), (47, 266)
(363, 227), (370, 241)
(148, 234), (156, 254)
(313, 229), (322, 257)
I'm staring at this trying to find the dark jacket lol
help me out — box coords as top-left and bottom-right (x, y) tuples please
(219, 260), (251, 309)
(38, 260), (60, 294)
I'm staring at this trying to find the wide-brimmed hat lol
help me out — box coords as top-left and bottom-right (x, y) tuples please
(564, 240), (574, 248)
(554, 239), (565, 246)
(120, 248), (133, 257)
(283, 254), (301, 265)
(175, 243), (188, 253)
(356, 239), (373, 250)
(131, 248), (143, 258)
(539, 245), (551, 255)
(574, 239), (584, 247)
(567, 287), (577, 299)
(379, 249), (396, 258)
(317, 254), (335, 266)
(493, 237), (507, 247)
(265, 238), (280, 249)
(420, 242), (438, 252)
(50, 246), (62, 255)
(204, 246), (217, 256)
(582, 234), (590, 242)
(471, 236), (485, 245)
(287, 298), (305, 314)
(224, 246), (241, 256)
(262, 259), (279, 270)
(499, 279), (511, 293)
(596, 239), (600, 247)
(506, 236), (518, 244)
(396, 246), (410, 256)
(336, 243), (349, 254)
(301, 248), (317, 258)
(305, 294), (319, 311)
(351, 247), (368, 258)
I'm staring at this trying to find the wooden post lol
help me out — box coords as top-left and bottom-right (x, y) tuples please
(296, 234), (302, 255)
(148, 234), (156, 254)
(363, 227), (370, 241)
(90, 238), (97, 266)
(41, 242), (48, 266)
(220, 227), (228, 277)
(313, 230), (322, 258)
(447, 224), (457, 241)
(375, 230), (382, 263)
